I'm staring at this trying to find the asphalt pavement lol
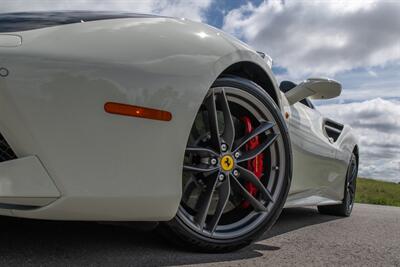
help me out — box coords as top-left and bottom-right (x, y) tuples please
(0, 203), (399, 266)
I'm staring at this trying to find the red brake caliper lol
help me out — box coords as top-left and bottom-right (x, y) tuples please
(241, 117), (264, 208)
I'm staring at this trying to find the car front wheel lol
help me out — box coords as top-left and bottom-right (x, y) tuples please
(159, 76), (292, 252)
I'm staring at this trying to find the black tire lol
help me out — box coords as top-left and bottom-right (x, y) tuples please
(318, 153), (358, 217)
(158, 76), (292, 252)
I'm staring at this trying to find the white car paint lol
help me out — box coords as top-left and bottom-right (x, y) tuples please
(0, 14), (357, 221)
(284, 100), (356, 207)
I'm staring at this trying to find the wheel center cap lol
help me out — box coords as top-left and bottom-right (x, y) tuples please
(220, 155), (234, 171)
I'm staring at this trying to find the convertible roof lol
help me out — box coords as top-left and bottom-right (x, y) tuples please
(0, 11), (164, 33)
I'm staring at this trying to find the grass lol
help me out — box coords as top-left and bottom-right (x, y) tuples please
(356, 178), (400, 207)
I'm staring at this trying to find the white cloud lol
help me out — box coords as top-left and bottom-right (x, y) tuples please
(0, 0), (212, 22)
(367, 70), (377, 77)
(318, 98), (400, 183)
(223, 0), (400, 78)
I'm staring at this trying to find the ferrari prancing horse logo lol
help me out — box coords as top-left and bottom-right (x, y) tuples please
(220, 155), (234, 171)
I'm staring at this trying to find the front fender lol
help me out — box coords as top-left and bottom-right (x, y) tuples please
(0, 17), (280, 220)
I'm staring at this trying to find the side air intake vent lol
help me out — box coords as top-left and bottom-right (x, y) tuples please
(324, 119), (344, 142)
(0, 133), (17, 162)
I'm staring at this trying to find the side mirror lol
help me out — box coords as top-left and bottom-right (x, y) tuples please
(285, 78), (342, 105)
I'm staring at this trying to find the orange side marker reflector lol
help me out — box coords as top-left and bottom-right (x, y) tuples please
(104, 102), (172, 122)
(285, 112), (290, 119)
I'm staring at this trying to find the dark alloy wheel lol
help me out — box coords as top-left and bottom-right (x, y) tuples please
(159, 76), (292, 252)
(318, 153), (358, 217)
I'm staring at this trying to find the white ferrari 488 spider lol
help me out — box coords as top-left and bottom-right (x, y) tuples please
(0, 12), (358, 252)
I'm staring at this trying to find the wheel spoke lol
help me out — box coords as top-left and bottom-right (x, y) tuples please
(348, 185), (355, 201)
(205, 90), (221, 151)
(236, 133), (279, 163)
(231, 176), (267, 212)
(184, 146), (219, 173)
(193, 132), (210, 146)
(233, 122), (275, 153)
(349, 185), (355, 195)
(350, 163), (357, 181)
(236, 166), (273, 203)
(183, 163), (219, 173)
(194, 175), (219, 230)
(218, 89), (235, 149)
(182, 176), (199, 203)
(207, 177), (231, 234)
(186, 146), (219, 157)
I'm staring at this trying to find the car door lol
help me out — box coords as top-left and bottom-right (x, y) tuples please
(287, 98), (345, 203)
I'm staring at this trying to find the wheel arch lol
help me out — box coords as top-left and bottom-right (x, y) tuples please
(218, 61), (280, 108)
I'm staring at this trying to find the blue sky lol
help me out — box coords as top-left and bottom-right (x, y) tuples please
(1, 0), (399, 182)
(205, 0), (264, 28)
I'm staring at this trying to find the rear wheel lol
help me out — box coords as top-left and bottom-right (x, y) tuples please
(159, 76), (292, 252)
(318, 153), (358, 217)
